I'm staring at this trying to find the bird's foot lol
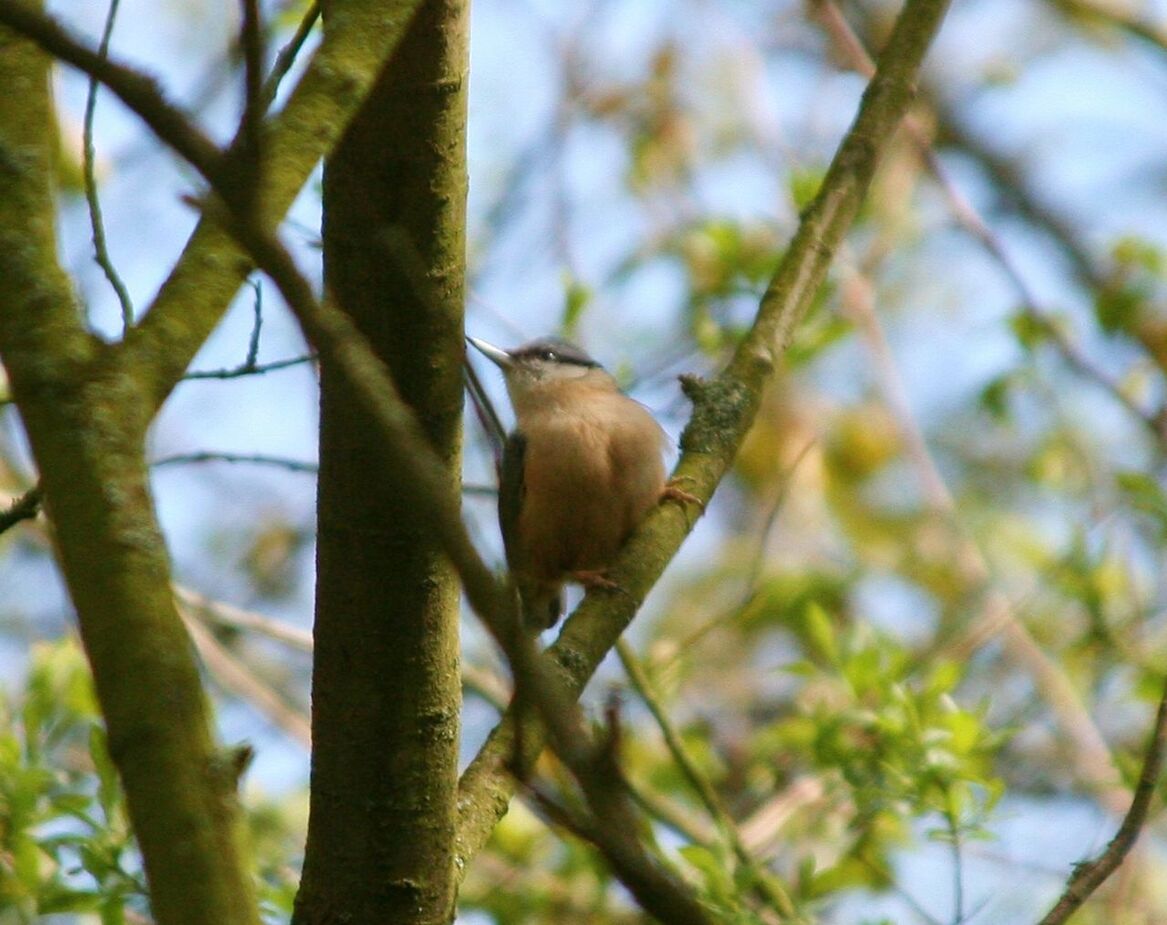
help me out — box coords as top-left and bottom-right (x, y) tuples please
(660, 476), (705, 512)
(570, 569), (636, 603)
(571, 569), (621, 591)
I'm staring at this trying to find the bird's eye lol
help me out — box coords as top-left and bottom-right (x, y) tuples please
(540, 349), (558, 362)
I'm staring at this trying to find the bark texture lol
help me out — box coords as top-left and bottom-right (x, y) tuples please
(293, 0), (469, 921)
(0, 15), (258, 925)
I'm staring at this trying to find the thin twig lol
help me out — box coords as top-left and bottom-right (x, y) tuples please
(178, 279), (293, 382)
(812, 0), (1164, 447)
(174, 584), (313, 652)
(626, 777), (717, 847)
(243, 278), (262, 367)
(151, 451), (318, 474)
(182, 353), (316, 380)
(83, 0), (134, 333)
(946, 800), (964, 925)
(0, 3), (223, 182)
(616, 639), (798, 920)
(180, 605), (311, 748)
(0, 486), (42, 535)
(258, 1), (321, 112)
(1037, 674), (1167, 925)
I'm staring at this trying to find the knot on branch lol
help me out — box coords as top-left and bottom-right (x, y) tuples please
(677, 374), (754, 456)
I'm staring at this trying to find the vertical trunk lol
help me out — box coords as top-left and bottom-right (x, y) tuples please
(294, 0), (469, 922)
(0, 15), (259, 925)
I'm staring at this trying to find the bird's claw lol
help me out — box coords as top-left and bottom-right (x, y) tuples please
(570, 569), (635, 602)
(661, 476), (705, 512)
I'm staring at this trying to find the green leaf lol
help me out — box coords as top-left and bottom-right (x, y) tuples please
(1009, 310), (1047, 350)
(559, 273), (591, 336)
(803, 602), (839, 665)
(1116, 470), (1167, 533)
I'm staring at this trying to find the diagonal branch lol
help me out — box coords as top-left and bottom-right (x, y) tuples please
(1036, 675), (1167, 925)
(204, 196), (716, 922)
(456, 0), (954, 874)
(0, 1), (223, 181)
(617, 639), (796, 917)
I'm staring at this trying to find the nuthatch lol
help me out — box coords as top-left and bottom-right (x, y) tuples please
(468, 336), (688, 629)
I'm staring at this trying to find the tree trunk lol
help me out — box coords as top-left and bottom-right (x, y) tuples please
(293, 0), (469, 922)
(0, 15), (259, 925)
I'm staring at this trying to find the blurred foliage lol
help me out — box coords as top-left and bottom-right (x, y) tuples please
(0, 640), (303, 925)
(0, 641), (142, 924)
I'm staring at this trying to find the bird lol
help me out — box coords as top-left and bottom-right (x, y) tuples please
(467, 335), (691, 629)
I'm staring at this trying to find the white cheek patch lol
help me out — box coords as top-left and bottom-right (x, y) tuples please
(541, 362), (594, 382)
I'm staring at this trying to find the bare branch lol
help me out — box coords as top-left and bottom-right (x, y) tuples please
(182, 353), (317, 381)
(617, 639), (796, 918)
(0, 485), (42, 535)
(258, 1), (321, 112)
(1037, 675), (1167, 925)
(0, 2), (223, 181)
(151, 451), (318, 474)
(174, 584), (313, 652)
(181, 606), (311, 749)
(83, 0), (134, 333)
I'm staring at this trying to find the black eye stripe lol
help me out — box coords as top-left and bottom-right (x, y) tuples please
(510, 338), (600, 367)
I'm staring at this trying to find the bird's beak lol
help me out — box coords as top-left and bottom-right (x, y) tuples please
(466, 335), (514, 370)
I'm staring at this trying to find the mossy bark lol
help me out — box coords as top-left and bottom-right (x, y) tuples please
(0, 16), (259, 925)
(292, 1), (469, 922)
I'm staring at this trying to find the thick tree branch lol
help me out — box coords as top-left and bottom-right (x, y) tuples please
(456, 0), (954, 872)
(0, 15), (259, 925)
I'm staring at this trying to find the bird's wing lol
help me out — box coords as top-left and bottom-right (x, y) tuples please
(499, 430), (527, 571)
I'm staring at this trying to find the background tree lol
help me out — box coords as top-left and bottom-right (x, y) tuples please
(2, 1), (1167, 924)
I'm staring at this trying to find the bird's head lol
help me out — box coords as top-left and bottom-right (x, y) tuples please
(467, 336), (613, 413)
